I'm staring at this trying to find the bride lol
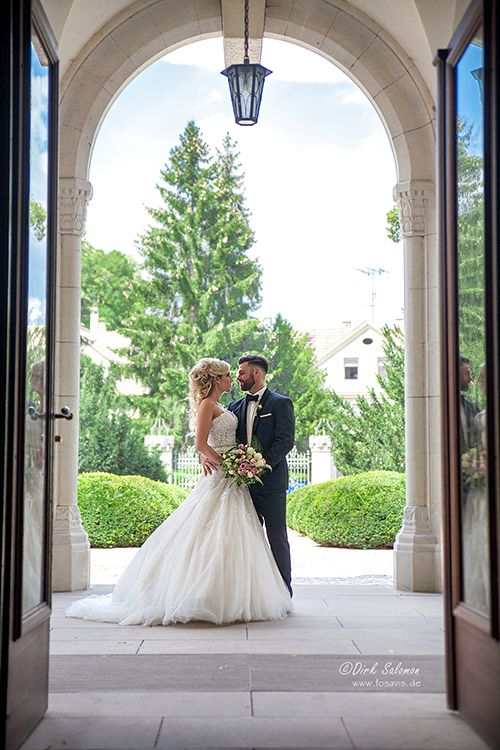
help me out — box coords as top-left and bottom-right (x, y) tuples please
(66, 357), (293, 626)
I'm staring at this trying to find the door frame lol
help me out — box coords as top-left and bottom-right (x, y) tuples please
(0, 0), (59, 747)
(438, 0), (500, 747)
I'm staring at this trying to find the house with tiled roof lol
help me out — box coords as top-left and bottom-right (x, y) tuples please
(307, 320), (400, 403)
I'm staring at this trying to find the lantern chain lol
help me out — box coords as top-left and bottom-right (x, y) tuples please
(244, 0), (249, 64)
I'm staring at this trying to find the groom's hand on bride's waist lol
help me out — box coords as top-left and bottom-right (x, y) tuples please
(200, 453), (219, 476)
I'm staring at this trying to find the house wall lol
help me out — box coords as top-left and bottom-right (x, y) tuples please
(321, 332), (386, 399)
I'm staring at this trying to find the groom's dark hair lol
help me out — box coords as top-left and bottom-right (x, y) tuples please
(238, 354), (269, 374)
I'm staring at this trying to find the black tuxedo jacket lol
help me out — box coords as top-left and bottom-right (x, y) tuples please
(460, 394), (480, 451)
(228, 388), (295, 496)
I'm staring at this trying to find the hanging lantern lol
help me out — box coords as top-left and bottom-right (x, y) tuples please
(221, 0), (272, 125)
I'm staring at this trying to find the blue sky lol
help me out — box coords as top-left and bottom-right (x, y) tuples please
(456, 42), (484, 155)
(28, 44), (49, 323)
(86, 38), (403, 331)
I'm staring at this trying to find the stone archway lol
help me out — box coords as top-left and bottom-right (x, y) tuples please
(54, 0), (441, 593)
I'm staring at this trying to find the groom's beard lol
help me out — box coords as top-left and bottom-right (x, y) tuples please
(239, 376), (255, 392)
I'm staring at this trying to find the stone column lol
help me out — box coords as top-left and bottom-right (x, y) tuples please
(52, 178), (92, 592)
(309, 434), (336, 484)
(393, 180), (440, 592)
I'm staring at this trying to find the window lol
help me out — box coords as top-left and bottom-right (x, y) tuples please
(378, 357), (388, 377)
(344, 357), (358, 380)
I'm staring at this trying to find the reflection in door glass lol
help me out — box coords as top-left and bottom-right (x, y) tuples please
(22, 36), (49, 614)
(456, 30), (490, 616)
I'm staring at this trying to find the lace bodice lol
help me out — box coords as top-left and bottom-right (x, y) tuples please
(207, 408), (238, 453)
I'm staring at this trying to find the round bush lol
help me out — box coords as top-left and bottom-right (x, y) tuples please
(78, 472), (189, 548)
(287, 471), (405, 549)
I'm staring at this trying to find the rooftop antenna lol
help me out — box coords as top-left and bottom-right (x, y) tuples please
(356, 267), (387, 323)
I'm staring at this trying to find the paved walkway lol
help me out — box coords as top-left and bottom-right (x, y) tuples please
(89, 530), (394, 587)
(21, 577), (489, 749)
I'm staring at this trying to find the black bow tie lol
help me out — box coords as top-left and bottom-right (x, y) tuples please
(246, 393), (259, 402)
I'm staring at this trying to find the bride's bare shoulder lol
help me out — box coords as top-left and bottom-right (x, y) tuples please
(198, 398), (215, 413)
(198, 398), (223, 420)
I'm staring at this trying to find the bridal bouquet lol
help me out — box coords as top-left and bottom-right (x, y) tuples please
(461, 446), (487, 487)
(220, 444), (271, 486)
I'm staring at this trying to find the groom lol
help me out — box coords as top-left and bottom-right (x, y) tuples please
(229, 355), (295, 596)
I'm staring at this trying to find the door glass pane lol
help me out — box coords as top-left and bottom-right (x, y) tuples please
(22, 33), (50, 614)
(456, 28), (490, 616)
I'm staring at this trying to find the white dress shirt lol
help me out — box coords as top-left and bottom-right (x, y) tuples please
(246, 386), (267, 446)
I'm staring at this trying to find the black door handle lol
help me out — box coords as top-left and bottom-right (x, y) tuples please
(54, 405), (73, 420)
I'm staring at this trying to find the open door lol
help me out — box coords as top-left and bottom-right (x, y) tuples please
(438, 1), (500, 748)
(0, 1), (59, 747)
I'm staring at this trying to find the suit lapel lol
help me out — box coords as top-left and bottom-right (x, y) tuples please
(232, 398), (247, 444)
(252, 388), (271, 438)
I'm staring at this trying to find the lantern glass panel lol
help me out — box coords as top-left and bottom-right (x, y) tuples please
(222, 63), (271, 126)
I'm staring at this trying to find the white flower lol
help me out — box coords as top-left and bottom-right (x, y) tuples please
(254, 452), (262, 460)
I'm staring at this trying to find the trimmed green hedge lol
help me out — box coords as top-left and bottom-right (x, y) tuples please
(287, 471), (405, 549)
(78, 472), (189, 548)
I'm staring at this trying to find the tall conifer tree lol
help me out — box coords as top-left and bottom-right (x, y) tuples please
(125, 121), (262, 439)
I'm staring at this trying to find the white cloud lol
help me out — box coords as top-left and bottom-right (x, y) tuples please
(28, 297), (43, 325)
(338, 87), (370, 105)
(208, 88), (223, 102)
(164, 37), (347, 85)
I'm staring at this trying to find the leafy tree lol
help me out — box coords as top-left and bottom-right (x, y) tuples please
(456, 119), (485, 395)
(79, 355), (166, 480)
(29, 198), (47, 241)
(327, 325), (405, 474)
(84, 122), (333, 450)
(264, 315), (331, 448)
(81, 241), (137, 330)
(386, 205), (401, 243)
(124, 122), (262, 440)
(204, 314), (331, 449)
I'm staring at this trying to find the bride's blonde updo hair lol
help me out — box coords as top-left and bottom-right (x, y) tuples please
(189, 357), (231, 418)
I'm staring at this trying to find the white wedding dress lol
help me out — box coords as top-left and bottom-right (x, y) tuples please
(66, 408), (293, 625)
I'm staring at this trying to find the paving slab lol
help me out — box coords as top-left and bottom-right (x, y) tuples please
(335, 616), (443, 631)
(293, 583), (395, 595)
(252, 691), (449, 717)
(350, 632), (445, 656)
(50, 639), (143, 655)
(246, 627), (347, 640)
(157, 716), (352, 749)
(137, 637), (358, 655)
(48, 690), (251, 718)
(50, 623), (248, 641)
(248, 654), (444, 693)
(343, 714), (489, 749)
(49, 654), (251, 692)
(20, 716), (161, 750)
(246, 615), (341, 630)
(320, 600), (434, 617)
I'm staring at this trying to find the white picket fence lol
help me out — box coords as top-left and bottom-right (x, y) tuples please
(173, 447), (202, 489)
(172, 446), (311, 492)
(287, 447), (311, 493)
